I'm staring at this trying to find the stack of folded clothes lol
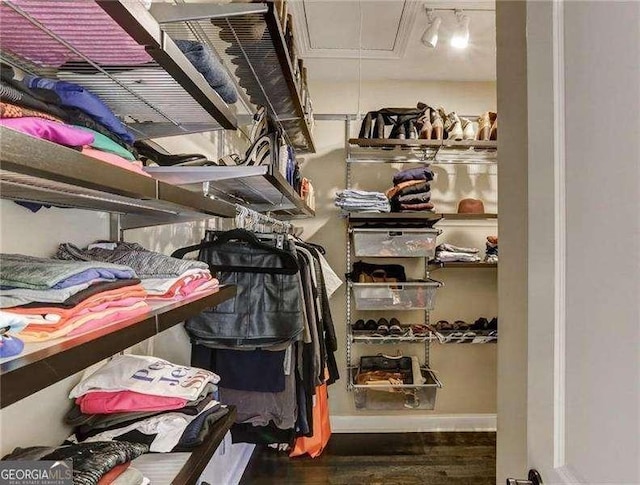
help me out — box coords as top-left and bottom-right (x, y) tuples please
(0, 254), (148, 342)
(56, 242), (219, 300)
(434, 243), (481, 263)
(485, 236), (498, 263)
(0, 64), (149, 179)
(385, 167), (435, 212)
(335, 189), (391, 213)
(3, 441), (150, 485)
(66, 355), (229, 453)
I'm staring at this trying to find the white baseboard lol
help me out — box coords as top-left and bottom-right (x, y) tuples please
(330, 414), (497, 433)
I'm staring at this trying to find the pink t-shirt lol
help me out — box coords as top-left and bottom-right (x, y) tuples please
(0, 118), (94, 147)
(77, 390), (187, 414)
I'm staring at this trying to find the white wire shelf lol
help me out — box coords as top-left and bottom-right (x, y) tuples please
(144, 164), (315, 219)
(351, 329), (498, 345)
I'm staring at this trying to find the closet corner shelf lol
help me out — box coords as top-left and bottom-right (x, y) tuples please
(1, 0), (238, 139)
(0, 285), (237, 409)
(153, 2), (316, 153)
(428, 261), (498, 270)
(0, 129), (236, 229)
(347, 138), (497, 164)
(144, 165), (314, 219)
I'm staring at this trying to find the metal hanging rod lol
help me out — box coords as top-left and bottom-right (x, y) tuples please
(234, 204), (294, 234)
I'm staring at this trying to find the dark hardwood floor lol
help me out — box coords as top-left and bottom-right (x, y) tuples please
(240, 432), (496, 485)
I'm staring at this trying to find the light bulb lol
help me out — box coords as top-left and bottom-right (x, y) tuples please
(450, 13), (470, 49)
(421, 16), (442, 48)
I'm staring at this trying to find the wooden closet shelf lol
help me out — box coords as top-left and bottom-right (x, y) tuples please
(0, 285), (237, 409)
(0, 129), (236, 229)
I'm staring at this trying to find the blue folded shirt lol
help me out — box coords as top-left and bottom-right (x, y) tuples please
(25, 76), (135, 144)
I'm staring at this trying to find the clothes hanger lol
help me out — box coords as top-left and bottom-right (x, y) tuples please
(294, 239), (327, 255)
(171, 228), (299, 275)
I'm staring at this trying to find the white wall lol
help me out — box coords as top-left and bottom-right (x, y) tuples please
(0, 203), (111, 454)
(310, 80), (497, 118)
(297, 80), (498, 425)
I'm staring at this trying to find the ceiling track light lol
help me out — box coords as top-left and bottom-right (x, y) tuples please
(421, 7), (442, 48)
(450, 9), (470, 49)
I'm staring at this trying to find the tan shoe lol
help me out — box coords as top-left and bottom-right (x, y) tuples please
(476, 111), (491, 141)
(431, 108), (444, 140)
(489, 112), (497, 140)
(416, 108), (433, 139)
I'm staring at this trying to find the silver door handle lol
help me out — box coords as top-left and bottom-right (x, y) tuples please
(506, 469), (543, 485)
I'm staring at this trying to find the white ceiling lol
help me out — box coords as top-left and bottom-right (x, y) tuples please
(291, 0), (496, 82)
(304, 1), (405, 51)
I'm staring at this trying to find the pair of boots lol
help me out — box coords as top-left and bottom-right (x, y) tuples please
(442, 109), (475, 141)
(414, 105), (443, 140)
(414, 104), (475, 141)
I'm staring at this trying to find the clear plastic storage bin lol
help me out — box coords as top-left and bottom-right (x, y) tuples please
(351, 368), (442, 410)
(351, 228), (441, 258)
(351, 280), (442, 310)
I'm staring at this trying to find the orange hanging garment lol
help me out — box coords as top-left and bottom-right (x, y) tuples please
(289, 382), (331, 458)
